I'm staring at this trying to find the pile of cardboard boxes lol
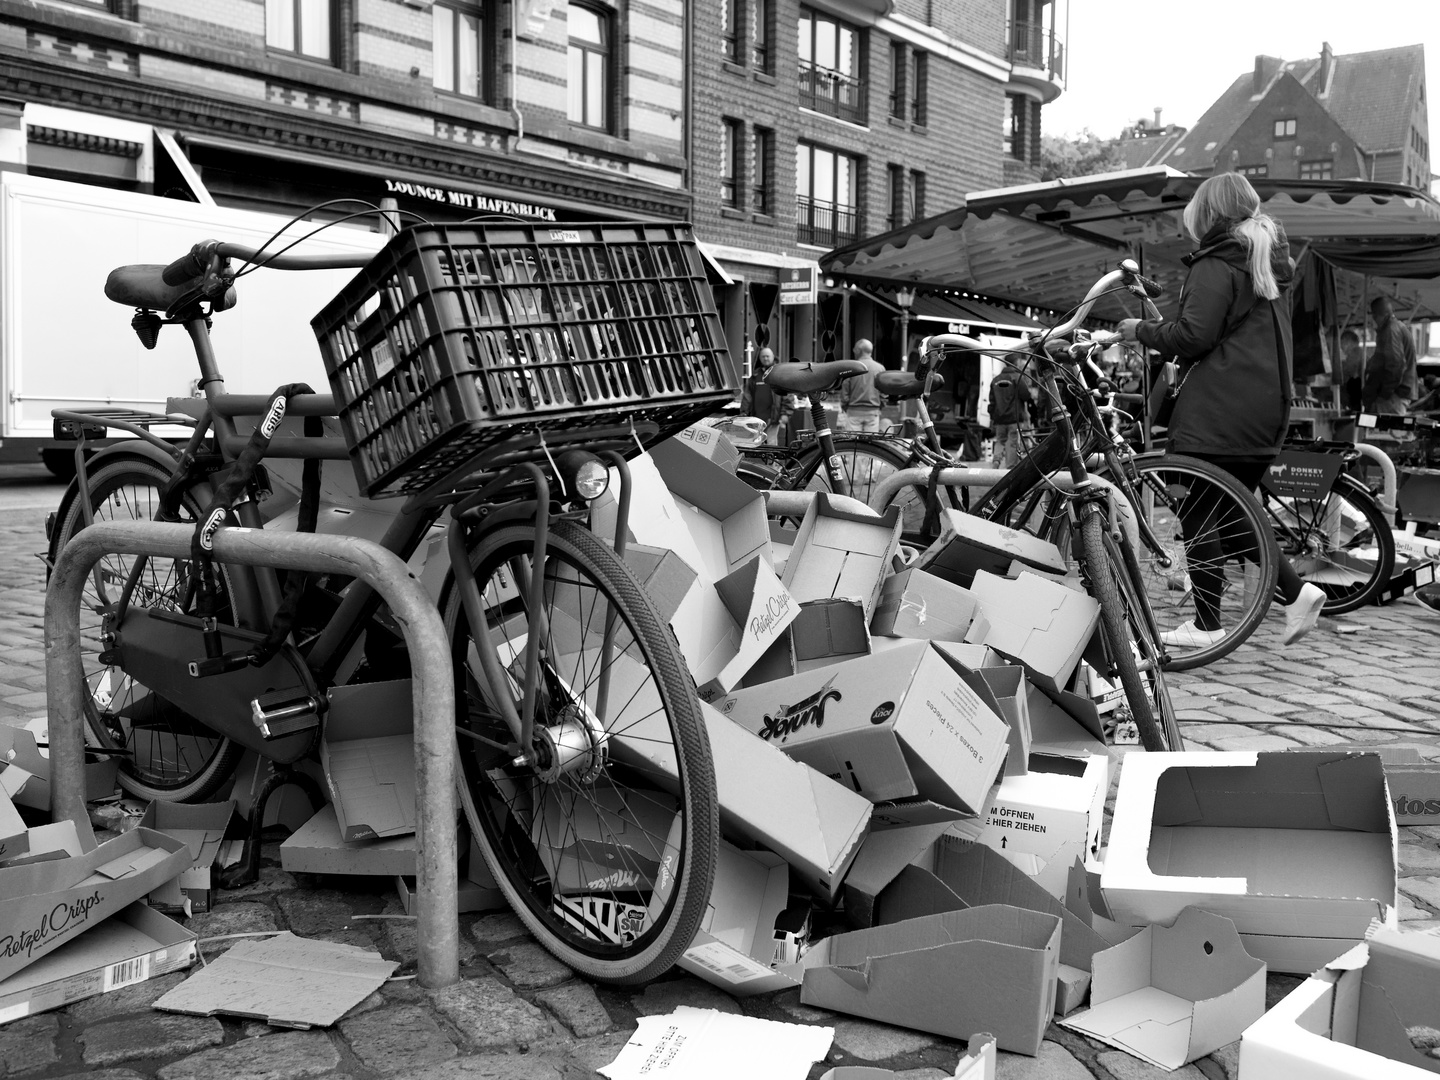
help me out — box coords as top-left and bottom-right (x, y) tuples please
(3, 425), (1438, 1078)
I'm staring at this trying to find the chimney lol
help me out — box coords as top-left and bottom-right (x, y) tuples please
(1254, 55), (1283, 95)
(1319, 42), (1334, 93)
(1153, 107), (1163, 129)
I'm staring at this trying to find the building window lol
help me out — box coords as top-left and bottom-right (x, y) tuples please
(889, 41), (906, 120)
(909, 169), (925, 221)
(1238, 164), (1269, 177)
(434, 2), (487, 99)
(1003, 94), (1027, 160)
(721, 119), (742, 208)
(266, 0), (333, 61)
(887, 163), (904, 230)
(910, 52), (927, 125)
(722, 0), (740, 62)
(1298, 159), (1332, 180)
(798, 7), (866, 125)
(751, 126), (773, 215)
(751, 0), (771, 71)
(796, 142), (860, 246)
(1273, 117), (1297, 138)
(567, 1), (612, 132)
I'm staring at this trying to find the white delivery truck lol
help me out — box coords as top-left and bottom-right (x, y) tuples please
(0, 171), (388, 475)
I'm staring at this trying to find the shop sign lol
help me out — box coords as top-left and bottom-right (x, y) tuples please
(381, 179), (558, 221)
(779, 266), (817, 306)
(948, 322), (972, 334)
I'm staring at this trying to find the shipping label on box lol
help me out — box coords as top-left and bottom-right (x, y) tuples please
(716, 640), (1011, 815)
(674, 425), (742, 473)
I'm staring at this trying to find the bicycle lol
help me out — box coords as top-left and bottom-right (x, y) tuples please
(46, 214), (737, 984)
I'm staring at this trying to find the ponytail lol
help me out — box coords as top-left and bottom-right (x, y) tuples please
(1233, 214), (1280, 300)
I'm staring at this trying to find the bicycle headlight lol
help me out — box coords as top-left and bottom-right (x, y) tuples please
(557, 450), (610, 501)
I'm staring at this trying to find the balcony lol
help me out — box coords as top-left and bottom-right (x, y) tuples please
(1008, 19), (1065, 102)
(799, 60), (867, 125)
(796, 196), (859, 247)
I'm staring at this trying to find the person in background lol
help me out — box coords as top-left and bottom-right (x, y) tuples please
(1118, 171), (1326, 648)
(1337, 328), (1365, 413)
(988, 352), (1034, 469)
(739, 346), (784, 443)
(1363, 295), (1418, 415)
(840, 338), (885, 432)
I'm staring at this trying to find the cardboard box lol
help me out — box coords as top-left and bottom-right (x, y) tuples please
(0, 719), (121, 811)
(279, 804), (420, 876)
(916, 510), (1068, 588)
(0, 821), (82, 869)
(320, 680), (416, 842)
(0, 827), (192, 983)
(0, 902), (197, 1025)
(820, 1035), (996, 1080)
(782, 494), (902, 619)
(715, 640), (1012, 815)
(696, 557), (802, 698)
(1292, 744), (1440, 827)
(533, 786), (677, 897)
(800, 905), (1062, 1056)
(0, 778), (28, 865)
(871, 568), (982, 642)
(674, 424), (742, 473)
(140, 800), (243, 913)
(792, 598), (872, 673)
(1101, 751), (1398, 974)
(955, 751), (1109, 900)
(677, 841), (805, 996)
(967, 570), (1100, 694)
(1238, 926), (1440, 1079)
(840, 822), (955, 928)
(394, 873), (507, 915)
(623, 543), (699, 624)
(1060, 906), (1267, 1070)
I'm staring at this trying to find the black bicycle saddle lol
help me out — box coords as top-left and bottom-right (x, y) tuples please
(876, 371), (934, 400)
(764, 359), (869, 394)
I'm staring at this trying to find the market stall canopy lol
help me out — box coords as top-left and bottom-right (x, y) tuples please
(822, 167), (1440, 322)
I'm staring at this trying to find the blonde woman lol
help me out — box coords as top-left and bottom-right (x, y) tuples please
(1119, 172), (1325, 647)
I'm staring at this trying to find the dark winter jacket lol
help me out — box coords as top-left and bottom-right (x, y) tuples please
(1135, 220), (1295, 458)
(988, 364), (1032, 425)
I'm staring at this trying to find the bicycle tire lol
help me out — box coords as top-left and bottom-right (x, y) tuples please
(1126, 455), (1279, 671)
(443, 520), (717, 985)
(1079, 512), (1177, 752)
(48, 457), (245, 802)
(797, 436), (914, 505)
(1261, 473), (1395, 615)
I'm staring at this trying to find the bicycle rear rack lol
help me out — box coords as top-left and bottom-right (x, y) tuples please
(45, 521), (461, 989)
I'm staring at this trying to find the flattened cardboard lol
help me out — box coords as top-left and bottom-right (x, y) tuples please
(0, 780), (28, 865)
(967, 571), (1100, 693)
(279, 804), (419, 877)
(1239, 928), (1440, 1079)
(0, 719), (121, 811)
(716, 640), (1011, 815)
(1101, 751), (1398, 973)
(154, 932), (397, 1028)
(800, 905), (1061, 1056)
(916, 510), (1068, 587)
(820, 1034), (996, 1080)
(0, 902), (196, 1026)
(623, 544), (699, 624)
(1059, 907), (1267, 1070)
(0, 827), (192, 983)
(140, 800), (243, 913)
(598, 1006), (835, 1080)
(871, 568), (981, 642)
(782, 494), (902, 619)
(321, 680), (416, 842)
(678, 841), (803, 995)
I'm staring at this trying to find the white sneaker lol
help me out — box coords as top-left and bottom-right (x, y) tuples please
(1281, 583), (1327, 645)
(1160, 620), (1226, 648)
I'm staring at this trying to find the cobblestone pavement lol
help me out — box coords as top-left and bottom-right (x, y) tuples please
(2, 466), (1438, 1080)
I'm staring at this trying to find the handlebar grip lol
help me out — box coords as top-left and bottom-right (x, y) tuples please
(1134, 274), (1164, 299)
(162, 241), (219, 285)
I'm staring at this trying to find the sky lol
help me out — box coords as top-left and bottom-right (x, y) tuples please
(1043, 0), (1440, 176)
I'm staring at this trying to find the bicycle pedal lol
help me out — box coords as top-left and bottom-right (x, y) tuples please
(250, 689), (323, 740)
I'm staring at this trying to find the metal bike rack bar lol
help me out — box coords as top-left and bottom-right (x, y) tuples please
(1352, 442), (1399, 526)
(45, 521), (460, 989)
(764, 489), (881, 520)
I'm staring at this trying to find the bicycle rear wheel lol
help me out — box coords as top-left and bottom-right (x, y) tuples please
(1126, 455), (1278, 670)
(1260, 473), (1394, 614)
(1079, 512), (1180, 752)
(444, 520), (717, 984)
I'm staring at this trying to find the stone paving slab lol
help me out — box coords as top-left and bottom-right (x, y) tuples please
(3, 483), (1440, 1079)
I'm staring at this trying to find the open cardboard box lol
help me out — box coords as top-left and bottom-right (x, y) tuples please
(801, 904), (1061, 1056)
(140, 800), (244, 913)
(0, 719), (121, 812)
(1290, 743), (1440, 827)
(871, 568), (983, 643)
(1238, 924), (1440, 1079)
(0, 901), (197, 1026)
(0, 778), (28, 865)
(320, 679), (416, 842)
(1101, 750), (1398, 974)
(0, 821), (82, 870)
(967, 570), (1100, 694)
(1060, 906), (1267, 1070)
(715, 640), (1011, 816)
(781, 494), (901, 619)
(675, 423), (742, 472)
(279, 803), (422, 877)
(0, 827), (192, 983)
(622, 544), (699, 624)
(916, 509), (1068, 588)
(748, 598), (873, 684)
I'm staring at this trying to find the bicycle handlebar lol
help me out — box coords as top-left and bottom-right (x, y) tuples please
(161, 239), (377, 285)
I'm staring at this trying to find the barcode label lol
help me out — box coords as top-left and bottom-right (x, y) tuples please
(682, 941), (774, 985)
(102, 955), (149, 992)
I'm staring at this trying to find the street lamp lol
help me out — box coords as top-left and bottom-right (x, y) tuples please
(894, 285), (917, 427)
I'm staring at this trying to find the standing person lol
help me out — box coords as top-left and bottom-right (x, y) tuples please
(1337, 328), (1365, 412)
(1363, 295), (1418, 416)
(1118, 171), (1326, 648)
(987, 352), (1034, 469)
(840, 338), (885, 432)
(739, 346), (784, 443)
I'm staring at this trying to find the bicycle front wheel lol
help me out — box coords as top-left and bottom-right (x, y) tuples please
(1126, 455), (1279, 670)
(443, 520), (717, 984)
(1079, 512), (1180, 752)
(1261, 473), (1395, 614)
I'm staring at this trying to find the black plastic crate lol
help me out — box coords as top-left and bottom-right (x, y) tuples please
(311, 221), (736, 499)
